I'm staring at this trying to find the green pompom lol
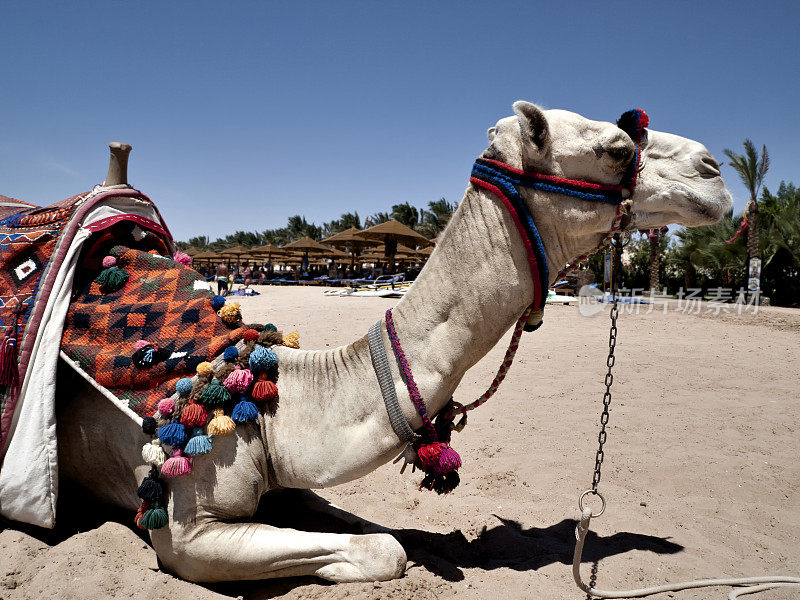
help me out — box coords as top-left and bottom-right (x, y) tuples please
(264, 323), (277, 332)
(140, 505), (168, 529)
(96, 266), (129, 291)
(200, 378), (231, 406)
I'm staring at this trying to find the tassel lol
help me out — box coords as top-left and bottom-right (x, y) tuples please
(223, 346), (239, 361)
(173, 251), (192, 265)
(211, 295), (226, 311)
(242, 329), (260, 342)
(251, 379), (278, 401)
(434, 444), (462, 475)
(231, 397), (258, 424)
(218, 302), (242, 326)
(282, 331), (300, 349)
(224, 367), (253, 393)
(416, 442), (445, 470)
(135, 501), (149, 529)
(157, 421), (187, 447)
(161, 449), (192, 477)
(249, 345), (277, 373)
(200, 378), (230, 406)
(95, 266), (129, 291)
(184, 428), (213, 456)
(140, 503), (169, 530)
(142, 416), (157, 435)
(175, 377), (193, 397)
(206, 409), (236, 436)
(196, 361), (214, 378)
(180, 402), (208, 427)
(419, 471), (460, 495)
(136, 471), (165, 503)
(142, 439), (168, 467)
(156, 398), (175, 416)
(0, 334), (18, 386)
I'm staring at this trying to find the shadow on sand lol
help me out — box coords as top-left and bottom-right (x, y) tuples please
(1, 488), (682, 599)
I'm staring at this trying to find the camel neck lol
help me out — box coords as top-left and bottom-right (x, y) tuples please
(386, 183), (556, 420)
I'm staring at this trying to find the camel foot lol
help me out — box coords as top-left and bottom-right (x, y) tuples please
(315, 533), (407, 582)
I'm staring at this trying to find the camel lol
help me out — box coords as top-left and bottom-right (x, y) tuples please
(54, 102), (732, 583)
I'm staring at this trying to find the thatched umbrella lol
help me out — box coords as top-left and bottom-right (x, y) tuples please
(183, 246), (202, 257)
(281, 237), (335, 272)
(191, 250), (221, 265)
(219, 245), (251, 273)
(322, 227), (379, 273)
(355, 220), (432, 273)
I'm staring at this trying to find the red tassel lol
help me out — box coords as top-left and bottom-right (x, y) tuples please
(135, 501), (149, 529)
(433, 444), (462, 475)
(416, 442), (445, 469)
(252, 379), (278, 401)
(180, 402), (208, 427)
(0, 335), (18, 387)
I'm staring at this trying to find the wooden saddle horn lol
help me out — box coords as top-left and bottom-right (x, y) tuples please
(105, 142), (132, 186)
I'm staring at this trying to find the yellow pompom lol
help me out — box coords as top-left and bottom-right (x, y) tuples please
(282, 330), (300, 349)
(207, 408), (236, 436)
(218, 302), (242, 326)
(196, 361), (214, 378)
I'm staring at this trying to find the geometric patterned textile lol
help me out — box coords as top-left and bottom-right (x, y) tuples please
(0, 192), (89, 446)
(61, 245), (246, 418)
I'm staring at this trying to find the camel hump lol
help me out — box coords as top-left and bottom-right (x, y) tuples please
(105, 142), (132, 186)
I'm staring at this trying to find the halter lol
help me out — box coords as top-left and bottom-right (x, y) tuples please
(370, 109), (649, 493)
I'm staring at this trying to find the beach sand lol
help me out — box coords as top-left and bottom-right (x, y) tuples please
(1, 285), (798, 599)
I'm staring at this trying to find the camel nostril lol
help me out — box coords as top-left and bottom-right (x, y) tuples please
(697, 153), (721, 177)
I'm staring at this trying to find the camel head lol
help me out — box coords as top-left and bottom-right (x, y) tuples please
(483, 102), (732, 238)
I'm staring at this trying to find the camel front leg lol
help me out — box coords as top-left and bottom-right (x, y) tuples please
(150, 520), (407, 583)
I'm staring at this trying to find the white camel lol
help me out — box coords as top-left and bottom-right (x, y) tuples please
(55, 102), (732, 583)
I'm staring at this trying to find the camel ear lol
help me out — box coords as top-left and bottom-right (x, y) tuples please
(487, 126), (497, 142)
(513, 101), (549, 153)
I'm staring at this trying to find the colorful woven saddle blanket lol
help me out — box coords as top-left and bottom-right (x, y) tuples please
(0, 186), (174, 528)
(61, 244), (246, 418)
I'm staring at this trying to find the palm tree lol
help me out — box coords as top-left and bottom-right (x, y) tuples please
(723, 140), (770, 288)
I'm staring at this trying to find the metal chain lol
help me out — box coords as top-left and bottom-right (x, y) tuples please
(590, 237), (623, 494)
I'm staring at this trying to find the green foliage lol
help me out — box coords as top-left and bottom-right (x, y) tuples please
(723, 139), (770, 201)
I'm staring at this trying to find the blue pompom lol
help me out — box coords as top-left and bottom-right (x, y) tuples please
(184, 428), (213, 456)
(249, 345), (277, 373)
(176, 378), (193, 396)
(157, 422), (187, 447)
(231, 398), (259, 423)
(223, 346), (239, 361)
(211, 295), (226, 311)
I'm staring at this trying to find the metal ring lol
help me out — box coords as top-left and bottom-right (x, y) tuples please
(578, 489), (606, 517)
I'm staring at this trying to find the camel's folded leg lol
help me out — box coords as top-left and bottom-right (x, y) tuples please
(150, 520), (407, 583)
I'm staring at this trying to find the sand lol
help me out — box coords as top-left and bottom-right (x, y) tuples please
(1, 286), (798, 600)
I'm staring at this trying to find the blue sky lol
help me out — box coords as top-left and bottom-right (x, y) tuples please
(2, 1), (797, 241)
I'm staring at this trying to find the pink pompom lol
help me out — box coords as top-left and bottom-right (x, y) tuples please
(157, 398), (175, 416)
(161, 449), (192, 477)
(133, 340), (151, 350)
(173, 251), (192, 266)
(102, 256), (117, 268)
(224, 367), (254, 393)
(433, 445), (462, 475)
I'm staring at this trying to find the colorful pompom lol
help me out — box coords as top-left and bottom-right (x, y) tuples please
(135, 501), (149, 529)
(252, 379), (278, 401)
(157, 398), (175, 416)
(223, 346), (239, 361)
(101, 255), (117, 268)
(180, 402), (208, 427)
(211, 295), (226, 311)
(196, 361), (213, 378)
(133, 340), (151, 351)
(264, 323), (277, 332)
(242, 329), (260, 342)
(140, 503), (168, 529)
(161, 449), (192, 477)
(142, 416), (157, 435)
(173, 251), (192, 266)
(218, 302), (242, 326)
(184, 429), (213, 456)
(249, 345), (277, 372)
(137, 473), (164, 503)
(231, 397), (259, 424)
(142, 439), (168, 467)
(176, 377), (193, 397)
(206, 409), (236, 436)
(200, 378), (230, 406)
(224, 367), (253, 393)
(282, 331), (300, 349)
(96, 266), (129, 291)
(157, 421), (187, 447)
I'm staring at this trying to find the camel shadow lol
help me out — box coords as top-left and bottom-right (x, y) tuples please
(219, 490), (684, 598)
